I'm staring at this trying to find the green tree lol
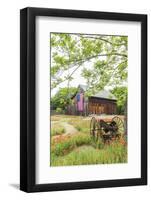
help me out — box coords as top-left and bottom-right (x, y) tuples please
(51, 87), (77, 111)
(51, 33), (128, 95)
(111, 86), (127, 114)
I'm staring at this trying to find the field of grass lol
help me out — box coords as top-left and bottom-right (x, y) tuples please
(50, 115), (127, 166)
(67, 118), (90, 133)
(51, 122), (65, 136)
(52, 144), (127, 166)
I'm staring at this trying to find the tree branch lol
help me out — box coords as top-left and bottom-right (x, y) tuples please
(52, 53), (127, 84)
(69, 53), (127, 66)
(81, 36), (112, 44)
(81, 36), (127, 46)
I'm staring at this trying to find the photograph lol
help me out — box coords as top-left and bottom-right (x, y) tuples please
(20, 7), (147, 192)
(50, 32), (128, 167)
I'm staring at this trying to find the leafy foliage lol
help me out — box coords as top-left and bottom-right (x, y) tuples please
(51, 33), (128, 96)
(111, 86), (127, 114)
(51, 87), (77, 110)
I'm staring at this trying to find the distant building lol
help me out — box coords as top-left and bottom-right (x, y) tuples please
(67, 84), (117, 115)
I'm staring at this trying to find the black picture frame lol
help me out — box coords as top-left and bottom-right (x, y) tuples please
(20, 7), (147, 193)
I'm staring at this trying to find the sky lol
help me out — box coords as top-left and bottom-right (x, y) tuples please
(51, 60), (100, 97)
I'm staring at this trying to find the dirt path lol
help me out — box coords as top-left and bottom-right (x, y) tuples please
(61, 122), (77, 135)
(52, 121), (78, 140)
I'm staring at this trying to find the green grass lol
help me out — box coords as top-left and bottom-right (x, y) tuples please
(51, 133), (92, 156)
(51, 132), (127, 166)
(51, 123), (65, 136)
(51, 144), (127, 166)
(68, 118), (90, 133)
(50, 115), (127, 166)
(51, 115), (78, 122)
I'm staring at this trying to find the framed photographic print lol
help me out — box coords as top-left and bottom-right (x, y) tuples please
(20, 7), (147, 192)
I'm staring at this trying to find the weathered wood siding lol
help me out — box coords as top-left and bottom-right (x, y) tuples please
(67, 96), (117, 115)
(88, 97), (117, 115)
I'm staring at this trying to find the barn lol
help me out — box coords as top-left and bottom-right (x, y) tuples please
(67, 84), (117, 116)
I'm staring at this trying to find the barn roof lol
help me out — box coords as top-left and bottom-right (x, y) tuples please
(78, 84), (117, 100)
(78, 84), (88, 91)
(91, 90), (117, 100)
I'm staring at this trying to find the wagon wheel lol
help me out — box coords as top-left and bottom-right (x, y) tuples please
(90, 117), (100, 141)
(112, 116), (124, 138)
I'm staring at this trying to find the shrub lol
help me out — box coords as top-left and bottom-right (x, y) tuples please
(56, 107), (63, 113)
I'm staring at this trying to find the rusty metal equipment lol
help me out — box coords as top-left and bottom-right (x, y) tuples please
(90, 116), (125, 142)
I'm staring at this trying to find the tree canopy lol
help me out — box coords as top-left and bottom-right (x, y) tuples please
(51, 33), (127, 92)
